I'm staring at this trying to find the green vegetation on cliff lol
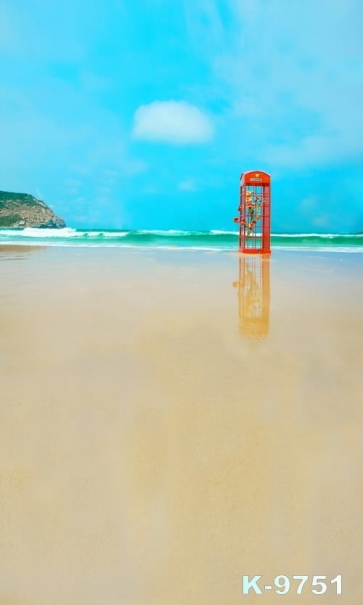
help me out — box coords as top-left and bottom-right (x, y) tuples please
(0, 191), (66, 228)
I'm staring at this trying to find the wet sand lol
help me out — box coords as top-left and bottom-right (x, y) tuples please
(0, 245), (362, 604)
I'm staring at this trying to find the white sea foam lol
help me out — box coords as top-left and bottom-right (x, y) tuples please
(137, 229), (200, 236)
(272, 233), (361, 238)
(0, 228), (129, 238)
(210, 230), (239, 235)
(99, 231), (128, 237)
(0, 228), (360, 239)
(1, 227), (81, 238)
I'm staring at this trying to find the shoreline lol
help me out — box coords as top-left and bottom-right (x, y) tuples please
(1, 243), (363, 254)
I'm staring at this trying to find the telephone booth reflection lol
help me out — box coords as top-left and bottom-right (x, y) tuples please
(233, 254), (271, 338)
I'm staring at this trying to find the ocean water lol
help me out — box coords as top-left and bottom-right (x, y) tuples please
(0, 228), (363, 252)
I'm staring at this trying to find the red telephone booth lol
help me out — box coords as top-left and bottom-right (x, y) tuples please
(234, 171), (271, 254)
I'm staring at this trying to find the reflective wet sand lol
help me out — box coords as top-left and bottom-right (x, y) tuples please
(0, 246), (362, 604)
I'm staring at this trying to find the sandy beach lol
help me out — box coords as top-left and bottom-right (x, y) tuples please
(0, 245), (362, 605)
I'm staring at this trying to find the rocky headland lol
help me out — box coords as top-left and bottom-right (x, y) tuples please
(0, 191), (66, 228)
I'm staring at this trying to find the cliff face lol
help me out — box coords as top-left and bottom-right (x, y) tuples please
(0, 191), (66, 229)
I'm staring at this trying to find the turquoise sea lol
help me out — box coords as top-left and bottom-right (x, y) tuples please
(0, 228), (363, 252)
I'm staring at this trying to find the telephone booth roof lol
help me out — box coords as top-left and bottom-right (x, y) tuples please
(241, 170), (270, 186)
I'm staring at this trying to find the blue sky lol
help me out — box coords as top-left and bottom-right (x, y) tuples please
(0, 0), (362, 232)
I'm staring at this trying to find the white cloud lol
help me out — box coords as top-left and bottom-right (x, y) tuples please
(178, 178), (198, 192)
(132, 100), (214, 144)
